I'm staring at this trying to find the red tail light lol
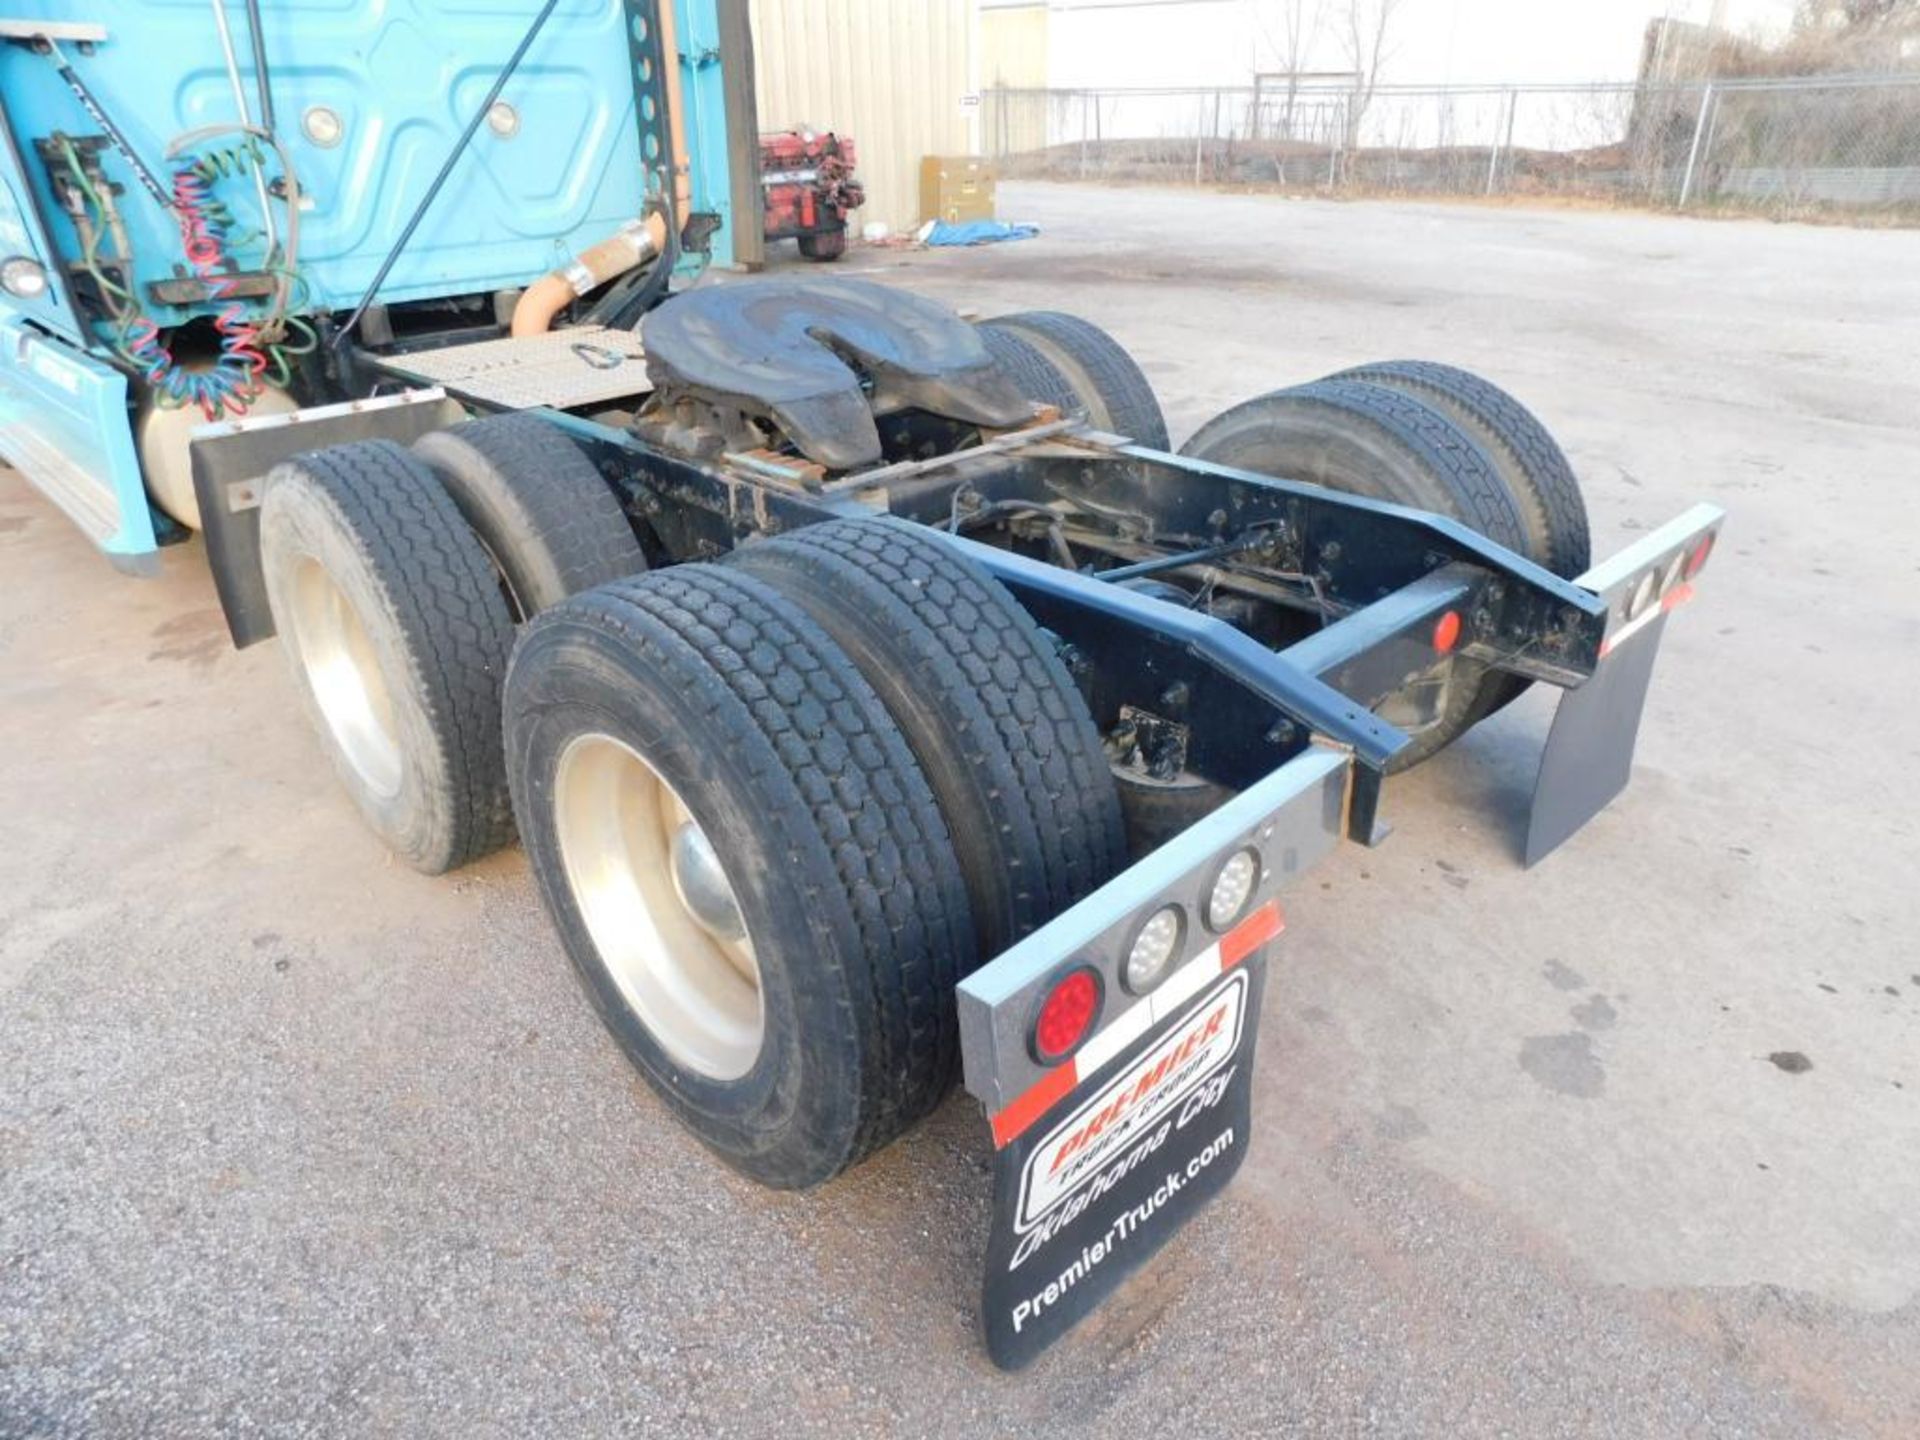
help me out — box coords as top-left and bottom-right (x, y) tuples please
(1031, 967), (1103, 1065)
(1431, 610), (1462, 655)
(1684, 531), (1715, 579)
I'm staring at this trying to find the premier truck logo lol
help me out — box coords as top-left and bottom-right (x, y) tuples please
(1015, 970), (1246, 1234)
(982, 963), (1265, 1369)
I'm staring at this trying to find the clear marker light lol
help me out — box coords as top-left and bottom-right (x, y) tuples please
(1660, 552), (1687, 596)
(1, 257), (48, 300)
(1208, 848), (1261, 931)
(301, 106), (344, 148)
(1125, 905), (1184, 993)
(1627, 570), (1659, 620)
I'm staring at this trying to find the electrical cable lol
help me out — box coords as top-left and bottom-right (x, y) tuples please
(58, 136), (133, 308)
(165, 123), (301, 325)
(61, 129), (310, 419)
(40, 25), (308, 420)
(40, 38), (170, 210)
(118, 159), (273, 419)
(207, 0), (279, 267)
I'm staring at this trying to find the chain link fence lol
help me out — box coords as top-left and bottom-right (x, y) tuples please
(981, 75), (1920, 222)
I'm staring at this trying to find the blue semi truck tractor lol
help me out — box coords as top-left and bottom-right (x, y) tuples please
(0, 3), (1720, 1368)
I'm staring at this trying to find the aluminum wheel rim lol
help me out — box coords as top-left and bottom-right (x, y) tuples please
(288, 558), (403, 798)
(553, 732), (763, 1081)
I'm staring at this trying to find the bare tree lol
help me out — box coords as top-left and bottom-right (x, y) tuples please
(1254, 0), (1329, 138)
(1280, 0), (1326, 136)
(1278, 0), (1328, 74)
(1338, 0), (1403, 148)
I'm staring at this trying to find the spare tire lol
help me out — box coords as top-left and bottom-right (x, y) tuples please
(977, 311), (1170, 449)
(728, 517), (1125, 960)
(414, 412), (645, 620)
(1180, 379), (1528, 769)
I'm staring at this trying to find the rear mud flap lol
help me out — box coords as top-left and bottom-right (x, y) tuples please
(188, 389), (467, 647)
(1525, 612), (1668, 866)
(981, 957), (1266, 1370)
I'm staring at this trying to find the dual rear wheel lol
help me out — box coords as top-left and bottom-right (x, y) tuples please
(972, 313), (1591, 766)
(261, 422), (1124, 1187)
(258, 418), (649, 872)
(506, 523), (1124, 1186)
(258, 321), (1588, 1189)
(1180, 362), (1590, 766)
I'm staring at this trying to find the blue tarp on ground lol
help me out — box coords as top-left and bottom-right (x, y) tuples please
(923, 220), (1040, 247)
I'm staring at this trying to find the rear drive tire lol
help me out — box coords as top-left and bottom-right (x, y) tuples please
(504, 565), (977, 1188)
(1180, 379), (1529, 769)
(259, 440), (517, 872)
(728, 517), (1126, 959)
(1328, 362), (1592, 722)
(977, 311), (1170, 449)
(1327, 360), (1590, 577)
(413, 413), (645, 619)
(978, 325), (1081, 421)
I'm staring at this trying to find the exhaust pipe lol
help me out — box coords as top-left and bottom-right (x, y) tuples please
(509, 215), (665, 337)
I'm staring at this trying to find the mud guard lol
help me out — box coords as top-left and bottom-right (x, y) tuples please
(982, 954), (1268, 1370)
(1525, 609), (1671, 866)
(188, 388), (468, 647)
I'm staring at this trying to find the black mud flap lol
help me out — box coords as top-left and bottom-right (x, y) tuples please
(982, 957), (1267, 1370)
(189, 389), (468, 648)
(1525, 611), (1669, 866)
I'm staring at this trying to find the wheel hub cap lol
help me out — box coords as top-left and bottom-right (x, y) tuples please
(552, 733), (764, 1080)
(288, 558), (403, 798)
(670, 820), (747, 944)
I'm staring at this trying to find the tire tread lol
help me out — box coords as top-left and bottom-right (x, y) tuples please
(516, 565), (975, 1174)
(413, 413), (645, 616)
(1331, 360), (1590, 575)
(979, 311), (1170, 449)
(729, 518), (1126, 957)
(268, 440), (517, 869)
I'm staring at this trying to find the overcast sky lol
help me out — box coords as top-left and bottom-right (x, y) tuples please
(1382, 0), (1804, 84)
(1024, 0), (1812, 88)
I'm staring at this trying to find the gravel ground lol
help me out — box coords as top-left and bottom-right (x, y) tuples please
(3, 183), (1916, 1437)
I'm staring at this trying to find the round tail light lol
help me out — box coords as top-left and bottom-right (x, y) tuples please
(1031, 967), (1102, 1065)
(1626, 570), (1659, 621)
(1206, 847), (1262, 932)
(1124, 905), (1185, 994)
(1660, 551), (1687, 596)
(1684, 531), (1715, 579)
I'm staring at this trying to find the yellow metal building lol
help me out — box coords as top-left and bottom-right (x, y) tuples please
(748, 0), (977, 237)
(979, 1), (1049, 157)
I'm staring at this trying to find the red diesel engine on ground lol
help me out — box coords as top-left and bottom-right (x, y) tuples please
(760, 128), (865, 261)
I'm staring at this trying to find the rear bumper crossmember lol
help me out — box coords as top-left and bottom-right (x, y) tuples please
(952, 487), (1723, 1139)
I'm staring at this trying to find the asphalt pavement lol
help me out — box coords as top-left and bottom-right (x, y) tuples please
(2, 182), (1915, 1437)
